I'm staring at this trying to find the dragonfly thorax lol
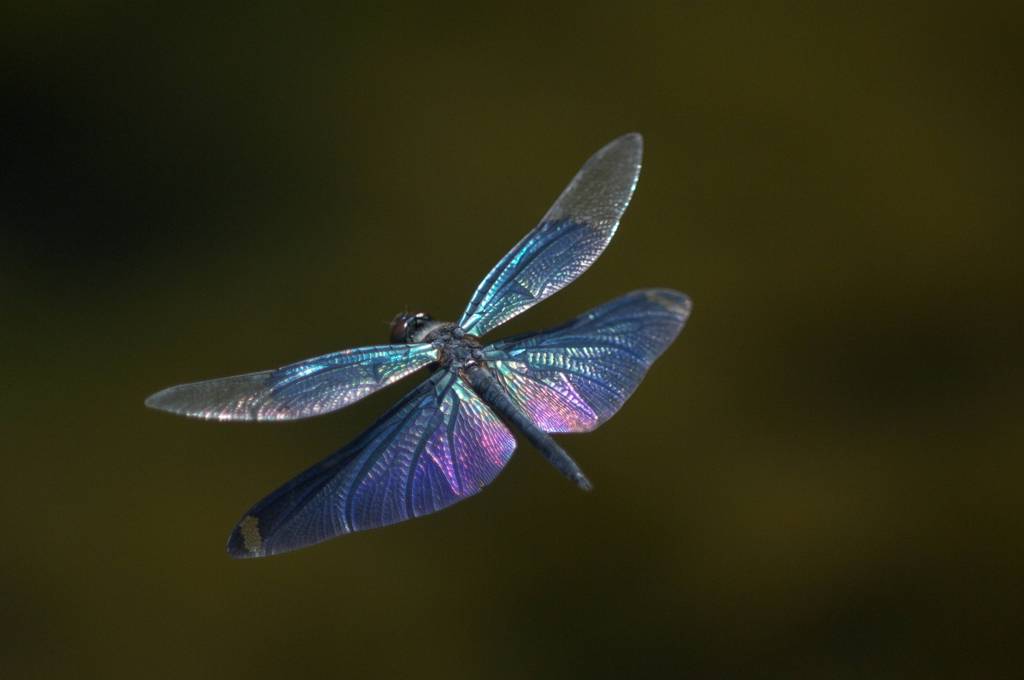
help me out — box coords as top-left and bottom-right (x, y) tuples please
(389, 313), (481, 366)
(419, 322), (484, 368)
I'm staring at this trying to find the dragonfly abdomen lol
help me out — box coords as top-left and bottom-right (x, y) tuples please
(463, 364), (592, 491)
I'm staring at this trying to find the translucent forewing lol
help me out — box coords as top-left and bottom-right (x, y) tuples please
(458, 133), (643, 338)
(145, 344), (438, 421)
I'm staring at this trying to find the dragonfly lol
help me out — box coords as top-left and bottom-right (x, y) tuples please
(146, 133), (691, 558)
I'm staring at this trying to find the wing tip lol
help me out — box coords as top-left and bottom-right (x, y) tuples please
(581, 133), (643, 173)
(142, 390), (210, 419)
(618, 131), (643, 146)
(226, 514), (267, 559)
(642, 288), (692, 320)
(144, 388), (175, 413)
(603, 131), (643, 160)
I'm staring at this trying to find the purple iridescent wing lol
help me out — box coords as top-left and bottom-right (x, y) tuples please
(145, 344), (438, 421)
(226, 370), (516, 557)
(457, 133), (643, 338)
(482, 289), (691, 433)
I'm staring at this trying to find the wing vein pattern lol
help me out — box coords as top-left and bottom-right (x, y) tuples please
(226, 370), (516, 557)
(482, 289), (691, 433)
(145, 343), (438, 421)
(458, 133), (643, 337)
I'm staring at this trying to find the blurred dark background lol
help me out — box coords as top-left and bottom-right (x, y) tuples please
(3, 2), (1022, 678)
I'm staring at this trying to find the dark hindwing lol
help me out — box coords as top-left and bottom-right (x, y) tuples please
(482, 289), (691, 433)
(226, 370), (516, 557)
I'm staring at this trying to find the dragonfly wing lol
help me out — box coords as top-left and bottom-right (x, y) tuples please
(458, 133), (643, 337)
(482, 289), (691, 432)
(145, 343), (438, 421)
(226, 370), (516, 557)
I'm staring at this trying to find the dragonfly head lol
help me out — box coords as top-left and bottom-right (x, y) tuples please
(390, 312), (434, 344)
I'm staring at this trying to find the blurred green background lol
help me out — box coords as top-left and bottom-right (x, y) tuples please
(3, 2), (1022, 678)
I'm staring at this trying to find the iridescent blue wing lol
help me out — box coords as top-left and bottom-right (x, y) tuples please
(145, 344), (438, 421)
(482, 289), (691, 433)
(226, 370), (516, 557)
(457, 133), (643, 338)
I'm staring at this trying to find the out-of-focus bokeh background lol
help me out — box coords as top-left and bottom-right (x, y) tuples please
(3, 2), (1022, 678)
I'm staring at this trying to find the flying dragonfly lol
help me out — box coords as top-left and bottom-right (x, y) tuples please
(146, 133), (692, 558)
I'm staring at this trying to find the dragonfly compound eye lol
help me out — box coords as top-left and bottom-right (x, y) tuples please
(390, 312), (432, 343)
